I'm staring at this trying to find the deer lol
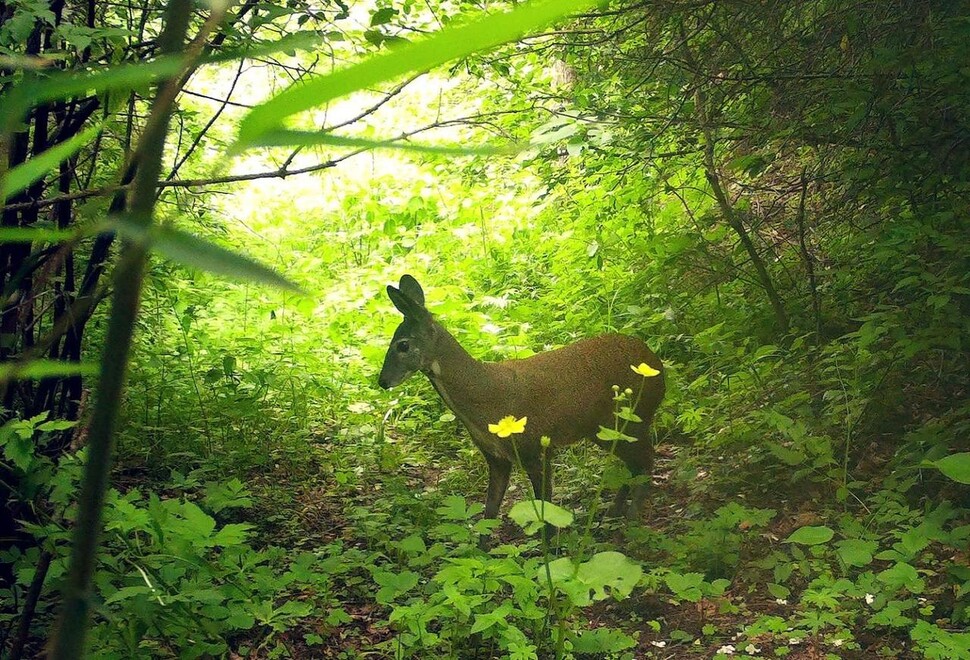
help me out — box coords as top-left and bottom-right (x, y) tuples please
(378, 274), (665, 527)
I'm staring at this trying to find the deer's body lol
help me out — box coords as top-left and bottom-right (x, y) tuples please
(379, 275), (664, 522)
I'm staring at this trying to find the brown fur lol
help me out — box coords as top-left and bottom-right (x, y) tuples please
(379, 275), (665, 523)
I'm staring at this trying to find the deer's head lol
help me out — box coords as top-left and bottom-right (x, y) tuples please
(379, 274), (437, 389)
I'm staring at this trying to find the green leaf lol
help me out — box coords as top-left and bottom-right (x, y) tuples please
(1, 32), (322, 125)
(243, 130), (518, 156)
(2, 123), (103, 201)
(546, 552), (642, 606)
(664, 571), (705, 602)
(571, 627), (637, 653)
(3, 434), (34, 471)
(370, 7), (398, 26)
(836, 539), (877, 567)
(934, 453), (970, 484)
(103, 585), (154, 605)
(878, 562), (924, 593)
(37, 419), (77, 432)
(211, 523), (252, 546)
(109, 221), (300, 292)
(373, 570), (420, 604)
(508, 499), (573, 534)
(0, 227), (83, 243)
(180, 500), (216, 542)
(0, 360), (98, 381)
(767, 582), (791, 599)
(470, 602), (512, 634)
(785, 525), (834, 546)
(235, 0), (599, 148)
(596, 426), (638, 443)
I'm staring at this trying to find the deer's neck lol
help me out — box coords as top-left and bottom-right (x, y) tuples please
(424, 326), (509, 426)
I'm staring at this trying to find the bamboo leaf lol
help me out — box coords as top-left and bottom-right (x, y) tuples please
(0, 32), (321, 126)
(109, 220), (300, 293)
(2, 124), (103, 201)
(235, 0), (599, 149)
(247, 130), (519, 156)
(0, 360), (98, 381)
(0, 227), (86, 243)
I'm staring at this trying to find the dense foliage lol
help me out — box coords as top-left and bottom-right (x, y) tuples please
(1, 0), (968, 658)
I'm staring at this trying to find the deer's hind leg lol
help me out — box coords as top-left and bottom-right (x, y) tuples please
(523, 450), (554, 503)
(598, 434), (654, 519)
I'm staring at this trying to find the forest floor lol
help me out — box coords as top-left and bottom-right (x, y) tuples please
(226, 437), (925, 660)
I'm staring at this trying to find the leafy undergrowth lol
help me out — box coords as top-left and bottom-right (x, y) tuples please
(3, 402), (967, 659)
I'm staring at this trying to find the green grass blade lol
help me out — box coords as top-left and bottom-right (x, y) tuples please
(2, 123), (104, 202)
(235, 0), (599, 149)
(248, 130), (519, 156)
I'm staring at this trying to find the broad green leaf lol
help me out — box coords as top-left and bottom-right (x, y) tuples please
(547, 552), (642, 606)
(508, 499), (573, 534)
(767, 582), (791, 599)
(935, 453), (970, 484)
(244, 130), (518, 156)
(2, 123), (103, 201)
(664, 571), (705, 602)
(469, 602), (512, 634)
(180, 500), (216, 542)
(373, 570), (420, 604)
(878, 562), (924, 593)
(785, 525), (834, 545)
(211, 523), (252, 546)
(0, 360), (98, 381)
(236, 0), (599, 148)
(3, 434), (34, 471)
(571, 627), (637, 654)
(836, 539), (877, 567)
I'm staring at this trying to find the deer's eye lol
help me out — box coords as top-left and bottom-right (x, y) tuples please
(397, 340), (410, 353)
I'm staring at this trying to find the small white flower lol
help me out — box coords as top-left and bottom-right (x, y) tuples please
(865, 593), (875, 605)
(789, 638), (802, 645)
(775, 598), (788, 605)
(717, 645), (736, 655)
(650, 641), (666, 648)
(745, 644), (761, 654)
(832, 638), (844, 647)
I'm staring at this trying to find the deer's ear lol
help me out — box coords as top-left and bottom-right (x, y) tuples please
(398, 274), (425, 307)
(387, 284), (431, 324)
(387, 285), (413, 317)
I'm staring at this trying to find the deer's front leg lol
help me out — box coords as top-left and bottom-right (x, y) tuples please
(484, 454), (512, 519)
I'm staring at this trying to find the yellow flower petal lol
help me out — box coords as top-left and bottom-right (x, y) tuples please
(488, 415), (528, 438)
(631, 362), (661, 378)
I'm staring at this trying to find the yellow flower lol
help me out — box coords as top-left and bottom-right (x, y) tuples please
(631, 362), (661, 378)
(488, 415), (528, 438)
(540, 436), (551, 448)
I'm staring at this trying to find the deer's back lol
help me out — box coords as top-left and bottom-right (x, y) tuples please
(488, 333), (664, 451)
